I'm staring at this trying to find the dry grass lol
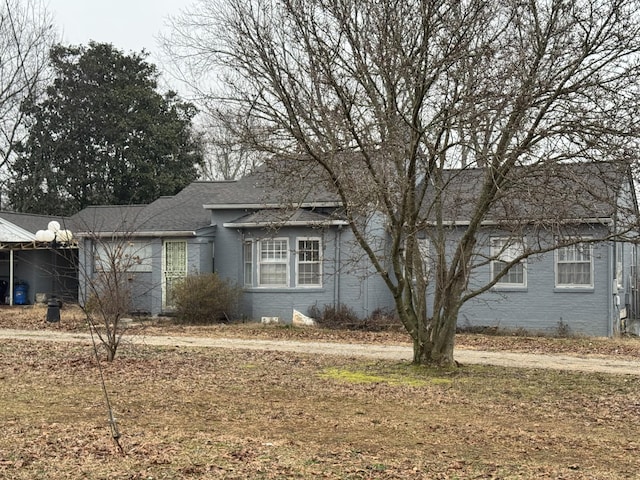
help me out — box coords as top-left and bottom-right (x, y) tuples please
(0, 343), (639, 479)
(4, 303), (640, 358)
(1, 306), (640, 478)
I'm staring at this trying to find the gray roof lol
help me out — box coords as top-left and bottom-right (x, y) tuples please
(138, 181), (225, 232)
(72, 167), (343, 235)
(0, 212), (72, 235)
(72, 182), (230, 235)
(203, 168), (341, 208)
(71, 205), (148, 235)
(423, 162), (633, 224)
(71, 160), (629, 237)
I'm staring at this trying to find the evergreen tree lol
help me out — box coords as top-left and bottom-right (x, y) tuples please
(8, 42), (203, 215)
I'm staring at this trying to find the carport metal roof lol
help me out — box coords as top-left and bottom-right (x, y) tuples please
(0, 216), (77, 250)
(0, 217), (38, 249)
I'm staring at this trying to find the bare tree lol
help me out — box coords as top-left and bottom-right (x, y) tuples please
(198, 109), (261, 180)
(75, 208), (153, 362)
(168, 0), (640, 365)
(82, 239), (137, 362)
(0, 0), (55, 175)
(160, 11), (261, 181)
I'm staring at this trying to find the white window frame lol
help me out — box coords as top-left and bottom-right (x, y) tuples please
(296, 237), (322, 287)
(491, 237), (526, 287)
(616, 242), (623, 289)
(555, 240), (593, 288)
(257, 238), (289, 287)
(243, 241), (253, 287)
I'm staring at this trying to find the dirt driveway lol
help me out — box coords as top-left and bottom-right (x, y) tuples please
(1, 328), (639, 375)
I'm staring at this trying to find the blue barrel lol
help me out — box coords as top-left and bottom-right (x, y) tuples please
(14, 283), (28, 305)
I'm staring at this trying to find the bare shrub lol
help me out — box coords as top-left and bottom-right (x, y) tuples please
(309, 304), (359, 330)
(310, 304), (401, 331)
(173, 273), (241, 324)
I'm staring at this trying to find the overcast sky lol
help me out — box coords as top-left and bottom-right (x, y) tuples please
(47, 0), (190, 80)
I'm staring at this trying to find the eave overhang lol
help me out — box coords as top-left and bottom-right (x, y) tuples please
(75, 230), (199, 239)
(223, 219), (348, 228)
(420, 217), (614, 227)
(204, 201), (342, 210)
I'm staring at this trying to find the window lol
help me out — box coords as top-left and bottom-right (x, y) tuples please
(243, 241), (253, 286)
(556, 241), (593, 287)
(94, 241), (152, 272)
(491, 237), (526, 287)
(297, 238), (321, 286)
(258, 238), (289, 286)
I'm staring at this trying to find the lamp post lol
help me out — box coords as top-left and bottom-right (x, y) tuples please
(35, 222), (74, 322)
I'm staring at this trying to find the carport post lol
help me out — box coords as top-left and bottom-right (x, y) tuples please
(8, 249), (13, 306)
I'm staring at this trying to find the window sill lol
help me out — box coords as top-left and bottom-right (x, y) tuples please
(492, 285), (527, 292)
(553, 286), (594, 293)
(244, 287), (325, 292)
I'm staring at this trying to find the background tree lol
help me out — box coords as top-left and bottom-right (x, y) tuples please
(160, 15), (261, 181)
(8, 42), (204, 215)
(0, 0), (55, 192)
(168, 0), (640, 366)
(198, 109), (261, 180)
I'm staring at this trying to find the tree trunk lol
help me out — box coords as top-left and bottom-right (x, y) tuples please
(409, 278), (463, 367)
(106, 345), (117, 362)
(412, 310), (458, 367)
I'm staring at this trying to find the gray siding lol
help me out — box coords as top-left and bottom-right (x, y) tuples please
(148, 239), (163, 315)
(332, 226), (395, 319)
(77, 202), (631, 337)
(78, 235), (215, 316)
(211, 210), (395, 323)
(457, 226), (614, 336)
(211, 210), (245, 286)
(129, 271), (154, 314)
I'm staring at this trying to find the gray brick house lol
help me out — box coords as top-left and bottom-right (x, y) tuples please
(73, 163), (639, 336)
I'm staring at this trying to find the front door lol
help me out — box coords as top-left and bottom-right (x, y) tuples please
(162, 240), (187, 310)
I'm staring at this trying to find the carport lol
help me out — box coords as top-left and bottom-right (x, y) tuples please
(0, 215), (78, 306)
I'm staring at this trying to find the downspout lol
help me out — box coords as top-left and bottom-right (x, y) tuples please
(334, 226), (341, 308)
(84, 238), (89, 309)
(609, 241), (616, 337)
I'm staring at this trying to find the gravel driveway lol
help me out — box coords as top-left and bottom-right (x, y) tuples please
(1, 328), (639, 375)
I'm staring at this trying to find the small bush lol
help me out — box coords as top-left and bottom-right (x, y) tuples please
(309, 304), (402, 331)
(309, 303), (360, 329)
(172, 273), (242, 324)
(555, 319), (571, 338)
